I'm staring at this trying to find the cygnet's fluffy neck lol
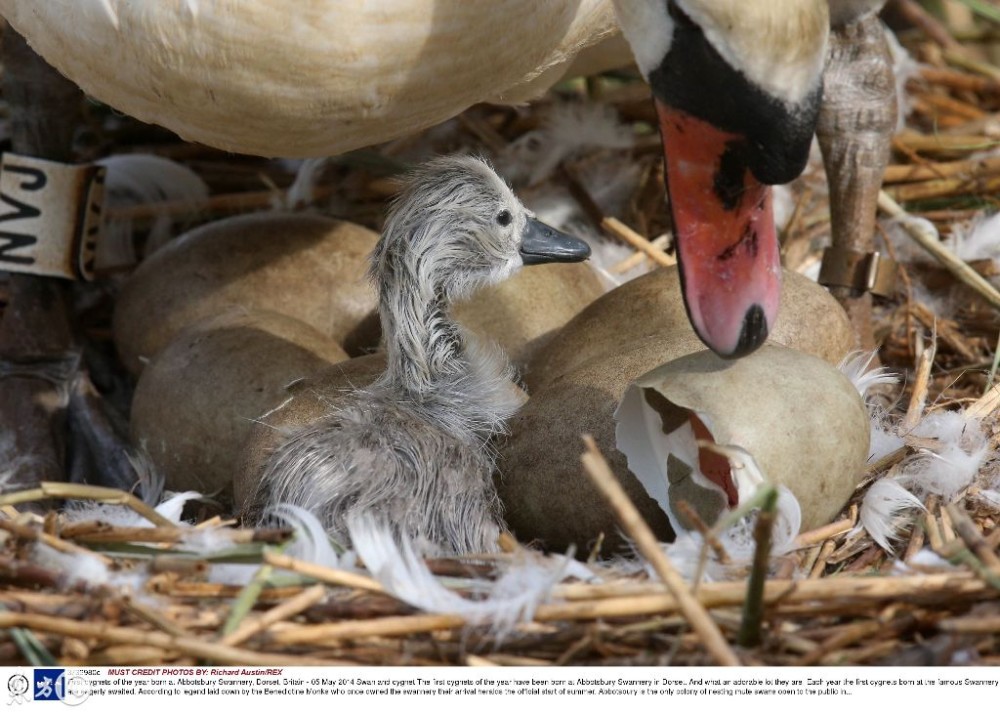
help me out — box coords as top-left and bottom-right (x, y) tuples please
(379, 274), (524, 442)
(375, 232), (524, 446)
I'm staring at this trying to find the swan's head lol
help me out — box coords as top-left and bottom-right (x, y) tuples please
(613, 0), (829, 358)
(372, 155), (590, 303)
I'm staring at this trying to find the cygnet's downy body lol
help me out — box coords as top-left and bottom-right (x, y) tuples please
(254, 156), (590, 555)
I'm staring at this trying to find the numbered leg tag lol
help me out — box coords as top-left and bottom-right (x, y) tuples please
(0, 152), (105, 280)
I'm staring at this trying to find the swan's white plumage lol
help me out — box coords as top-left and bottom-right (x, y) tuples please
(0, 1), (617, 157)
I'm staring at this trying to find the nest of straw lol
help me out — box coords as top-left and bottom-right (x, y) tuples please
(3, 0), (1000, 666)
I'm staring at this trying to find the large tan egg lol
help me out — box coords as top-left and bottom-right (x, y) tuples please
(131, 309), (350, 495)
(523, 267), (855, 391)
(454, 262), (604, 367)
(616, 345), (870, 534)
(114, 213), (379, 374)
(234, 353), (387, 519)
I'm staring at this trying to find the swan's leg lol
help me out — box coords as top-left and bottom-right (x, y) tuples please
(816, 12), (898, 352)
(0, 29), (136, 493)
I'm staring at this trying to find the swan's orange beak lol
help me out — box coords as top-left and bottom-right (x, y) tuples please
(657, 101), (780, 358)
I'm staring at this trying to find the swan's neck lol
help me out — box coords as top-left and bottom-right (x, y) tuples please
(379, 281), (524, 441)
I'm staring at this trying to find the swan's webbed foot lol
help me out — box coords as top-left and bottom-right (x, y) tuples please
(816, 10), (898, 352)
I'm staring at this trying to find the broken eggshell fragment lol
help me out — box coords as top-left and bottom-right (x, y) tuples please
(615, 344), (870, 535)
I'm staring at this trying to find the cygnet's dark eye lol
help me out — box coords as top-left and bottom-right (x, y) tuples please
(496, 209), (512, 227)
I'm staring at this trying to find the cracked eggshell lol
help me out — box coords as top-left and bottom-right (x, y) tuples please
(131, 309), (349, 496)
(616, 344), (870, 533)
(454, 262), (604, 368)
(114, 213), (379, 374)
(523, 266), (855, 391)
(499, 269), (859, 554)
(498, 337), (696, 554)
(233, 353), (388, 519)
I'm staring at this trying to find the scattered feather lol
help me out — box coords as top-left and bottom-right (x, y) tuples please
(978, 489), (1000, 509)
(652, 488), (799, 583)
(892, 548), (955, 573)
(59, 448), (200, 526)
(900, 443), (987, 501)
(860, 479), (926, 551)
(868, 405), (906, 463)
(883, 214), (941, 263)
(0, 433), (40, 491)
(839, 350), (899, 401)
(265, 504), (344, 569)
(884, 25), (922, 130)
(97, 154), (209, 267)
(33, 544), (111, 587)
(944, 209), (1000, 267)
(348, 516), (571, 636)
(276, 158), (331, 210)
(772, 184), (796, 232)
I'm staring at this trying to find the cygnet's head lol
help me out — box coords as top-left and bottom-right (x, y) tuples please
(371, 155), (590, 303)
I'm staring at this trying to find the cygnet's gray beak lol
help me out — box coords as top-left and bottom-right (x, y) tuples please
(519, 218), (591, 265)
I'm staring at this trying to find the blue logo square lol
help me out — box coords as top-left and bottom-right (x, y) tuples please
(33, 670), (64, 701)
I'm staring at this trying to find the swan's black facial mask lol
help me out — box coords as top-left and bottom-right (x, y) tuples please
(519, 218), (591, 265)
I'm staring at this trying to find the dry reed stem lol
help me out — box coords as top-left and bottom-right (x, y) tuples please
(911, 302), (978, 363)
(601, 217), (677, 269)
(798, 620), (884, 666)
(611, 234), (671, 274)
(0, 519), (114, 566)
(0, 611), (346, 666)
(884, 173), (1000, 202)
(121, 597), (191, 639)
(939, 506), (957, 544)
(0, 483), (175, 528)
(944, 49), (1000, 82)
(88, 645), (183, 665)
(673, 500), (730, 564)
(938, 616), (1000, 633)
(948, 505), (1000, 576)
(894, 0), (966, 51)
(793, 518), (855, 550)
(916, 92), (987, 121)
(902, 325), (936, 433)
(161, 582), (305, 601)
(919, 67), (1000, 94)
(926, 500), (945, 553)
(893, 131), (998, 155)
(879, 191), (1000, 312)
(884, 154), (1000, 183)
(263, 551), (384, 593)
(578, 435), (740, 666)
(809, 541), (836, 578)
(270, 613), (467, 646)
(220, 584), (327, 647)
(904, 504), (928, 562)
(966, 383), (1000, 419)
